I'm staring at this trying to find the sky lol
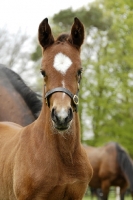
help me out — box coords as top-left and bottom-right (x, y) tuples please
(1, 0), (93, 37)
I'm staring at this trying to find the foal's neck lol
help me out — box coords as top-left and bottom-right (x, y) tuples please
(37, 103), (81, 161)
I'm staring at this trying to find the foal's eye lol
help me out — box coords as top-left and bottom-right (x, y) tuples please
(78, 68), (83, 76)
(77, 68), (83, 82)
(40, 70), (46, 77)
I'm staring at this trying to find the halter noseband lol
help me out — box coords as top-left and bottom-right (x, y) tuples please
(45, 87), (79, 112)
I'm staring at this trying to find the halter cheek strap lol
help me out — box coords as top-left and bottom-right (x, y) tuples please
(45, 87), (79, 112)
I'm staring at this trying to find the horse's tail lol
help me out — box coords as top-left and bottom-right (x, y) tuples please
(116, 143), (133, 192)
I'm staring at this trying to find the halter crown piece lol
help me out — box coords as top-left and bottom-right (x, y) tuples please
(45, 87), (79, 112)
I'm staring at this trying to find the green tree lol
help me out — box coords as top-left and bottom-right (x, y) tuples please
(83, 0), (133, 156)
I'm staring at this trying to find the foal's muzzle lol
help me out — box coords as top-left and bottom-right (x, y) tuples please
(51, 107), (73, 130)
(45, 87), (79, 131)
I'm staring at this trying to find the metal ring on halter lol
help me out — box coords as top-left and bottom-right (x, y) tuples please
(73, 95), (79, 105)
(45, 87), (79, 112)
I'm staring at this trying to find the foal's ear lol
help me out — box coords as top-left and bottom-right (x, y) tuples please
(68, 17), (85, 49)
(38, 18), (54, 49)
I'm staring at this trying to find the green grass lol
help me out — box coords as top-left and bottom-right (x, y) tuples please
(83, 194), (132, 200)
(82, 187), (132, 200)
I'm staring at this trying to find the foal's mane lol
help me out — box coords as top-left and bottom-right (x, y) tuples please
(0, 64), (42, 118)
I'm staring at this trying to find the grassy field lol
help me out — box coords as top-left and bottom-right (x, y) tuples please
(82, 188), (132, 200)
(83, 194), (132, 200)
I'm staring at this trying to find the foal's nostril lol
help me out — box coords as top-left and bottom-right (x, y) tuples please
(65, 108), (73, 123)
(51, 108), (57, 123)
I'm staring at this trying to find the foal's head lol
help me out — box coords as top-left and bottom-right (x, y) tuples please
(38, 17), (84, 131)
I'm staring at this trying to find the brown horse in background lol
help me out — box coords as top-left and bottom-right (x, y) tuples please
(0, 64), (42, 126)
(0, 18), (93, 199)
(84, 142), (133, 200)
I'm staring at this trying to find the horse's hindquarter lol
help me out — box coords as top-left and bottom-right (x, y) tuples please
(0, 122), (22, 199)
(85, 144), (121, 188)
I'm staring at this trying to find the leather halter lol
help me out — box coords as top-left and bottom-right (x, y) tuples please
(45, 87), (79, 112)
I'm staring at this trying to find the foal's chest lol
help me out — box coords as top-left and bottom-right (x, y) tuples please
(33, 179), (87, 200)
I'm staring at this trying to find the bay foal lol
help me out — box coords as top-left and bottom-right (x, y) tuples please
(0, 17), (92, 200)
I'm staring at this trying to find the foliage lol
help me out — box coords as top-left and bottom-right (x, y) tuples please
(83, 0), (133, 157)
(0, 28), (29, 73)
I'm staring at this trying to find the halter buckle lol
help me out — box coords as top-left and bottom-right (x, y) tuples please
(73, 95), (79, 105)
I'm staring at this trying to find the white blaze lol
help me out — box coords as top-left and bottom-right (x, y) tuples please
(61, 81), (66, 99)
(53, 52), (72, 75)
